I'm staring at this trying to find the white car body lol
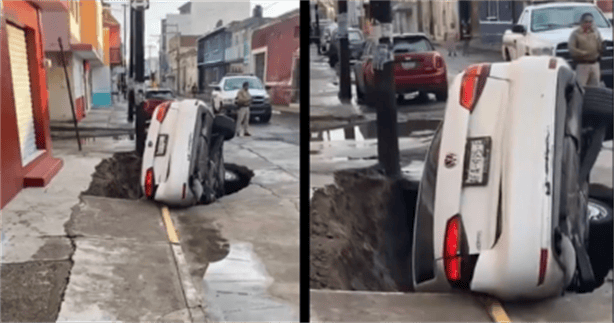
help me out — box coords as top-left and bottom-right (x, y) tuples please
(502, 3), (613, 62)
(412, 56), (581, 300)
(141, 99), (214, 207)
(210, 76), (270, 113)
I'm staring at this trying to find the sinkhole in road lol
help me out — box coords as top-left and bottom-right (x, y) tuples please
(310, 166), (420, 292)
(82, 151), (253, 203)
(311, 119), (440, 142)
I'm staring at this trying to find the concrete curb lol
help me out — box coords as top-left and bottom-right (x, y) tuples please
(273, 104), (300, 114)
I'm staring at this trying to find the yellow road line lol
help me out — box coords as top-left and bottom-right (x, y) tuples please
(488, 299), (511, 323)
(161, 206), (179, 244)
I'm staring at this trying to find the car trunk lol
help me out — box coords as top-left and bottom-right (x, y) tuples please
(393, 51), (438, 76)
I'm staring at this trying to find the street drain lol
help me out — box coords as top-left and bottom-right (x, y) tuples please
(82, 152), (253, 201)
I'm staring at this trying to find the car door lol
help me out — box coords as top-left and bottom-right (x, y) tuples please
(514, 10), (531, 59)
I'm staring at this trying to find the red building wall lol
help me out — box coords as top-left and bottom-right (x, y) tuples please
(252, 13), (300, 105)
(596, 0), (612, 14)
(1, 1), (63, 208)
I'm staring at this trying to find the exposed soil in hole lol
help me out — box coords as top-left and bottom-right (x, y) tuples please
(82, 152), (253, 202)
(310, 165), (419, 291)
(82, 152), (143, 199)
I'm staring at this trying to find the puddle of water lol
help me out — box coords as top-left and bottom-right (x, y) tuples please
(202, 242), (298, 322)
(311, 119), (440, 142)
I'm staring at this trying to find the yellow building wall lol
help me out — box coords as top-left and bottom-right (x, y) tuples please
(79, 0), (102, 50)
(104, 27), (110, 66)
(69, 1), (80, 43)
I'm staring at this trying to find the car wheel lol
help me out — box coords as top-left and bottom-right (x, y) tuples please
(356, 83), (365, 104)
(260, 112), (272, 123)
(329, 55), (338, 68)
(135, 102), (146, 156)
(435, 90), (448, 102)
(587, 198), (613, 288)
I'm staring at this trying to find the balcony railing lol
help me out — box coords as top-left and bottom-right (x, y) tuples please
(109, 47), (122, 65)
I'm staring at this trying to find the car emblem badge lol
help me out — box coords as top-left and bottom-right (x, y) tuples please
(444, 153), (457, 168)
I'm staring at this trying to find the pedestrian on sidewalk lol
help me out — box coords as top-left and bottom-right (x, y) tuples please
(461, 21), (472, 57)
(568, 12), (605, 88)
(191, 84), (198, 98)
(445, 24), (458, 57)
(235, 81), (252, 137)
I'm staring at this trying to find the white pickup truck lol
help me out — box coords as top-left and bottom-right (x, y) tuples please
(501, 2), (613, 88)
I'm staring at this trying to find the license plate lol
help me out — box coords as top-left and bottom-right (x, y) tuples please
(155, 134), (169, 157)
(463, 137), (491, 186)
(402, 61), (416, 69)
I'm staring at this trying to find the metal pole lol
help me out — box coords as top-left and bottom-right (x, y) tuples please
(338, 0), (351, 102)
(177, 31), (181, 95)
(123, 3), (127, 67)
(316, 3), (321, 54)
(372, 0), (400, 177)
(58, 38), (82, 151)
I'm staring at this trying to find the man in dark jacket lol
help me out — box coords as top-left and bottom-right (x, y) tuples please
(568, 13), (605, 87)
(235, 81), (252, 137)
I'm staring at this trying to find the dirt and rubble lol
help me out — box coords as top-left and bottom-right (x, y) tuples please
(82, 152), (253, 202)
(310, 166), (419, 292)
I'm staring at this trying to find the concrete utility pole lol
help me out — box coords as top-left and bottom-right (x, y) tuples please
(338, 0), (351, 102)
(371, 0), (400, 177)
(123, 3), (127, 68)
(316, 3), (321, 54)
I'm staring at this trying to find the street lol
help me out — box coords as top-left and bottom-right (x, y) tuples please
(309, 38), (613, 321)
(1, 100), (299, 322)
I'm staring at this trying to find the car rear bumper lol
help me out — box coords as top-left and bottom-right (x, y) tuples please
(396, 71), (448, 94)
(224, 103), (272, 118)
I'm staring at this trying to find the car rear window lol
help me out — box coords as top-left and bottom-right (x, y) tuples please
(223, 78), (264, 91)
(393, 37), (433, 54)
(146, 91), (173, 99)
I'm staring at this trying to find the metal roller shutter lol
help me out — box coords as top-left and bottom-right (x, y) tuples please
(7, 24), (38, 165)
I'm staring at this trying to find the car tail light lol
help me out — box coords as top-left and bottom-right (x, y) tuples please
(156, 102), (171, 122)
(433, 54), (444, 69)
(460, 64), (491, 112)
(538, 248), (548, 286)
(444, 215), (462, 282)
(145, 168), (155, 198)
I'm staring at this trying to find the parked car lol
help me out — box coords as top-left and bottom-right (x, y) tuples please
(320, 22), (338, 55)
(409, 56), (613, 300)
(501, 2), (613, 88)
(353, 33), (448, 104)
(327, 27), (365, 67)
(141, 99), (235, 207)
(210, 74), (272, 123)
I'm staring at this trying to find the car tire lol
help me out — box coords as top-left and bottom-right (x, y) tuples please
(356, 82), (365, 104)
(587, 198), (613, 288)
(435, 90), (448, 102)
(213, 115), (236, 140)
(260, 112), (272, 123)
(135, 102), (146, 156)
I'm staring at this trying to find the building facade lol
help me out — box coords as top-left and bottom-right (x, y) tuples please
(1, 0), (64, 208)
(168, 35), (198, 95)
(198, 27), (229, 90)
(251, 9), (300, 105)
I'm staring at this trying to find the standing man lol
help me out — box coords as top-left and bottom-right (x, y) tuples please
(235, 81), (252, 137)
(461, 20), (472, 57)
(568, 12), (605, 87)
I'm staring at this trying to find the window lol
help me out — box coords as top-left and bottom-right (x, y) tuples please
(487, 1), (499, 21)
(392, 36), (433, 53)
(531, 6), (610, 32)
(223, 78), (264, 91)
(348, 30), (363, 42)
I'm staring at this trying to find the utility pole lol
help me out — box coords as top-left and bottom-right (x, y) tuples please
(315, 2), (321, 54)
(370, 0), (400, 177)
(123, 3), (127, 68)
(338, 0), (351, 102)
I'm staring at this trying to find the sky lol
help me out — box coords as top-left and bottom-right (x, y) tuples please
(107, 1), (301, 61)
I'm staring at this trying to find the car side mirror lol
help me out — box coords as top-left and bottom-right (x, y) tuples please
(512, 24), (526, 34)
